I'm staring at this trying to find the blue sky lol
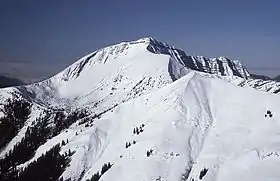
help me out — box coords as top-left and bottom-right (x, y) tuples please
(0, 0), (279, 81)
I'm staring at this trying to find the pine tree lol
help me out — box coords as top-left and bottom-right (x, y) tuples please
(146, 150), (150, 157)
(199, 168), (208, 179)
(61, 140), (66, 146)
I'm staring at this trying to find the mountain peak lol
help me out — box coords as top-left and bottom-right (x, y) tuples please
(49, 38), (251, 86)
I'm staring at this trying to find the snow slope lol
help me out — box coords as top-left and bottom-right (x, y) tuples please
(1, 37), (280, 181)
(41, 71), (280, 181)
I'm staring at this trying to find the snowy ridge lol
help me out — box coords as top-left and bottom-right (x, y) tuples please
(56, 38), (151, 82)
(238, 78), (280, 94)
(147, 38), (250, 79)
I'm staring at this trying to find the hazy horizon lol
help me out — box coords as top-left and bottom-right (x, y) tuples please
(1, 0), (279, 82)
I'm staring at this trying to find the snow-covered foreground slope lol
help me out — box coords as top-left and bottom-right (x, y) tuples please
(1, 37), (280, 181)
(49, 72), (280, 181)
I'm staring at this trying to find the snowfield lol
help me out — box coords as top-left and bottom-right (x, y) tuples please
(1, 38), (280, 181)
(58, 72), (280, 181)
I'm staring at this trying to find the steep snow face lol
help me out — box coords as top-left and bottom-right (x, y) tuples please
(48, 72), (280, 181)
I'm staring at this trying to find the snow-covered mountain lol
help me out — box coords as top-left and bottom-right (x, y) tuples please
(1, 37), (280, 181)
(10, 38), (251, 108)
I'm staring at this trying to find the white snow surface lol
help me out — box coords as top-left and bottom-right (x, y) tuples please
(61, 72), (280, 181)
(1, 37), (280, 181)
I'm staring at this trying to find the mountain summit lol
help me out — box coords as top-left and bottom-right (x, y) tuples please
(14, 38), (252, 108)
(1, 38), (280, 181)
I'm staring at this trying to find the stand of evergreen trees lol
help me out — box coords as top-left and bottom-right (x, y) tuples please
(0, 143), (73, 181)
(1, 143), (74, 181)
(0, 96), (88, 181)
(0, 112), (52, 176)
(0, 97), (31, 150)
(86, 162), (113, 181)
(53, 109), (89, 136)
(18, 143), (73, 181)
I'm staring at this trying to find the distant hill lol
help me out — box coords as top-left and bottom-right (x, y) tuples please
(0, 75), (25, 88)
(273, 75), (280, 82)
